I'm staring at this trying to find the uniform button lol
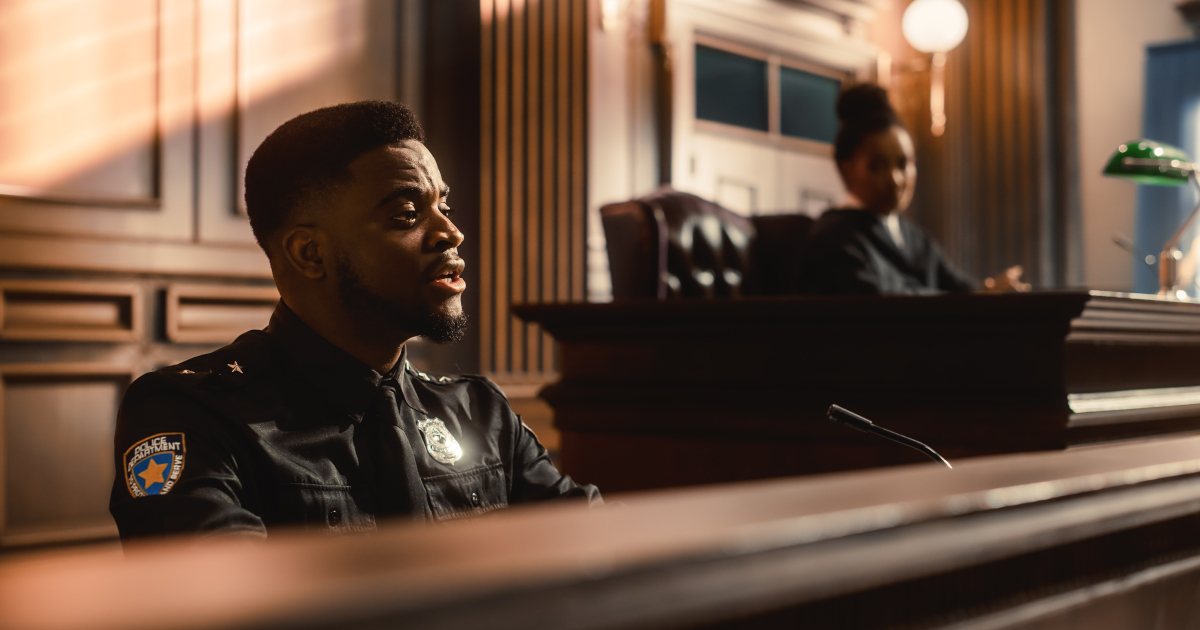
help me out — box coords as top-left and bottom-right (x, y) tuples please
(328, 509), (341, 526)
(470, 492), (480, 507)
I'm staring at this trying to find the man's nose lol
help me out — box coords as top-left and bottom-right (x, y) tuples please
(426, 209), (465, 251)
(892, 168), (906, 188)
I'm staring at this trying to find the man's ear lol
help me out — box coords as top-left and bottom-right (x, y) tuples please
(281, 227), (327, 280)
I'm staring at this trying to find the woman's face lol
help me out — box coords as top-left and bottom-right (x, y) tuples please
(838, 125), (917, 215)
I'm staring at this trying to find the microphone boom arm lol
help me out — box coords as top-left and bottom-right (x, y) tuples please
(827, 404), (952, 469)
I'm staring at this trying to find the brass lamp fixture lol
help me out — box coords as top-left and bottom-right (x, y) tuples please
(1104, 140), (1200, 298)
(900, 0), (969, 137)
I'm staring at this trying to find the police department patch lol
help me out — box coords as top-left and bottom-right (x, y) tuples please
(124, 433), (185, 497)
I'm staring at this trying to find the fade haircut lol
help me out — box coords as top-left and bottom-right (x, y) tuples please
(244, 100), (425, 253)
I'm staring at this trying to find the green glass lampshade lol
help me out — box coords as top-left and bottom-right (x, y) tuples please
(1103, 140), (1193, 186)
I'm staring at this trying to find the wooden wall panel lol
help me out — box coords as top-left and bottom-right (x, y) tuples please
(0, 364), (133, 548)
(480, 0), (588, 378)
(165, 284), (279, 344)
(0, 0), (158, 202)
(0, 0), (194, 243)
(0, 281), (141, 343)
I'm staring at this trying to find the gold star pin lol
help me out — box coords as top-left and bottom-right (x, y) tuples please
(228, 361), (243, 374)
(180, 370), (194, 374)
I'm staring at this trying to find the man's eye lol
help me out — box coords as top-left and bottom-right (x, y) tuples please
(392, 210), (419, 227)
(440, 204), (454, 218)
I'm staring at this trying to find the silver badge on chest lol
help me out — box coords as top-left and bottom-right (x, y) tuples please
(416, 417), (463, 465)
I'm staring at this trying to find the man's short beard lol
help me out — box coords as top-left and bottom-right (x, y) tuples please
(335, 253), (468, 344)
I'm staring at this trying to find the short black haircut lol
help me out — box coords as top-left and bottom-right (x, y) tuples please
(833, 84), (902, 163)
(244, 100), (425, 252)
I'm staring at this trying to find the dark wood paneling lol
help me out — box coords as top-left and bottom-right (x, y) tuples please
(517, 293), (1200, 492)
(0, 364), (133, 548)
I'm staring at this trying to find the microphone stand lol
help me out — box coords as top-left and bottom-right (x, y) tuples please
(827, 404), (952, 469)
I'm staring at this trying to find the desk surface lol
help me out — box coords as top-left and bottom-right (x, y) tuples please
(7, 434), (1200, 630)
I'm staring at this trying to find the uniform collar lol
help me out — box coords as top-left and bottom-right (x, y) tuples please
(264, 301), (423, 423)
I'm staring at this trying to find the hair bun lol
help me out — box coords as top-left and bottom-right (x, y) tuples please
(836, 83), (897, 126)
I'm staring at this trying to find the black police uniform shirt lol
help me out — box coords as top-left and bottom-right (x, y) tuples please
(798, 208), (975, 295)
(109, 302), (600, 539)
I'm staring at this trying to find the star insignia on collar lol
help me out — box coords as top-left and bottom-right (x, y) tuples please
(227, 361), (243, 374)
(179, 369), (194, 374)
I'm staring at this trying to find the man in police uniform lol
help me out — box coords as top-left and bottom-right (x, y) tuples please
(110, 101), (600, 539)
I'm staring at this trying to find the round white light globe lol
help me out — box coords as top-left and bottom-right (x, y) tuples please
(902, 0), (969, 53)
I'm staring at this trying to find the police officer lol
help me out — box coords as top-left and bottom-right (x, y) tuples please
(110, 101), (600, 539)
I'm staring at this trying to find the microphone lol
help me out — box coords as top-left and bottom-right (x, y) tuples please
(827, 405), (952, 469)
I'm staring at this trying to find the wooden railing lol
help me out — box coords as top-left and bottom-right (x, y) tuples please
(7, 434), (1200, 628)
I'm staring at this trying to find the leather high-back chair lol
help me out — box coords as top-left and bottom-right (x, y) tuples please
(600, 187), (813, 299)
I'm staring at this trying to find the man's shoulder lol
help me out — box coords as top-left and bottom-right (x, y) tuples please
(402, 361), (510, 400)
(128, 330), (278, 405)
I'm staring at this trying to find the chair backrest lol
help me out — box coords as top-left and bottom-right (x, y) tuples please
(601, 188), (813, 299)
(750, 213), (815, 296)
(600, 199), (666, 299)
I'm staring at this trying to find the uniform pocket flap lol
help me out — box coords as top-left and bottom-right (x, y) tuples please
(422, 463), (507, 521)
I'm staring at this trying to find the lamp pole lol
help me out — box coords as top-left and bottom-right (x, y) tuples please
(1157, 169), (1200, 297)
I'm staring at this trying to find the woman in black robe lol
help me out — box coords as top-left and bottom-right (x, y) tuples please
(799, 85), (1023, 295)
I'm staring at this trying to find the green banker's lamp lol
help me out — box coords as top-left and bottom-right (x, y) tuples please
(1104, 140), (1200, 298)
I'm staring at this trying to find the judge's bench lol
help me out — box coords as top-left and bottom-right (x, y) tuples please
(516, 290), (1200, 492)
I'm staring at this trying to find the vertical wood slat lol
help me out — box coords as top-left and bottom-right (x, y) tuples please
(556, 0), (571, 308)
(479, 0), (587, 377)
(1016, 0), (1035, 270)
(494, 0), (511, 373)
(525, 0), (541, 372)
(570, 0), (586, 302)
(997, 0), (1015, 268)
(540, 0), (556, 373)
(479, 0), (495, 375)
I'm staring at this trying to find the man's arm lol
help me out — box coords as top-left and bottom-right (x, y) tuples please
(507, 416), (602, 505)
(110, 374), (266, 540)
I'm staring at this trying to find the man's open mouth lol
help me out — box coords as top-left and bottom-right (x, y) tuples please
(427, 258), (467, 292)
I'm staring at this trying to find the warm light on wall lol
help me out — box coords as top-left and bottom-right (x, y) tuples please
(901, 0), (969, 137)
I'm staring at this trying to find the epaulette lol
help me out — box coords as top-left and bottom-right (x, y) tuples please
(403, 359), (460, 385)
(453, 373), (510, 400)
(160, 330), (274, 390)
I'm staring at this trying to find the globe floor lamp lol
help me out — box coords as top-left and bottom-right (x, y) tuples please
(1104, 140), (1200, 298)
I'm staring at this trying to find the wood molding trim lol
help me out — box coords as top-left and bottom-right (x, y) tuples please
(0, 362), (134, 547)
(0, 280), (143, 343)
(0, 234), (272, 278)
(165, 284), (279, 343)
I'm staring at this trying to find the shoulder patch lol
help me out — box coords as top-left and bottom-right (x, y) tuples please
(124, 433), (186, 497)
